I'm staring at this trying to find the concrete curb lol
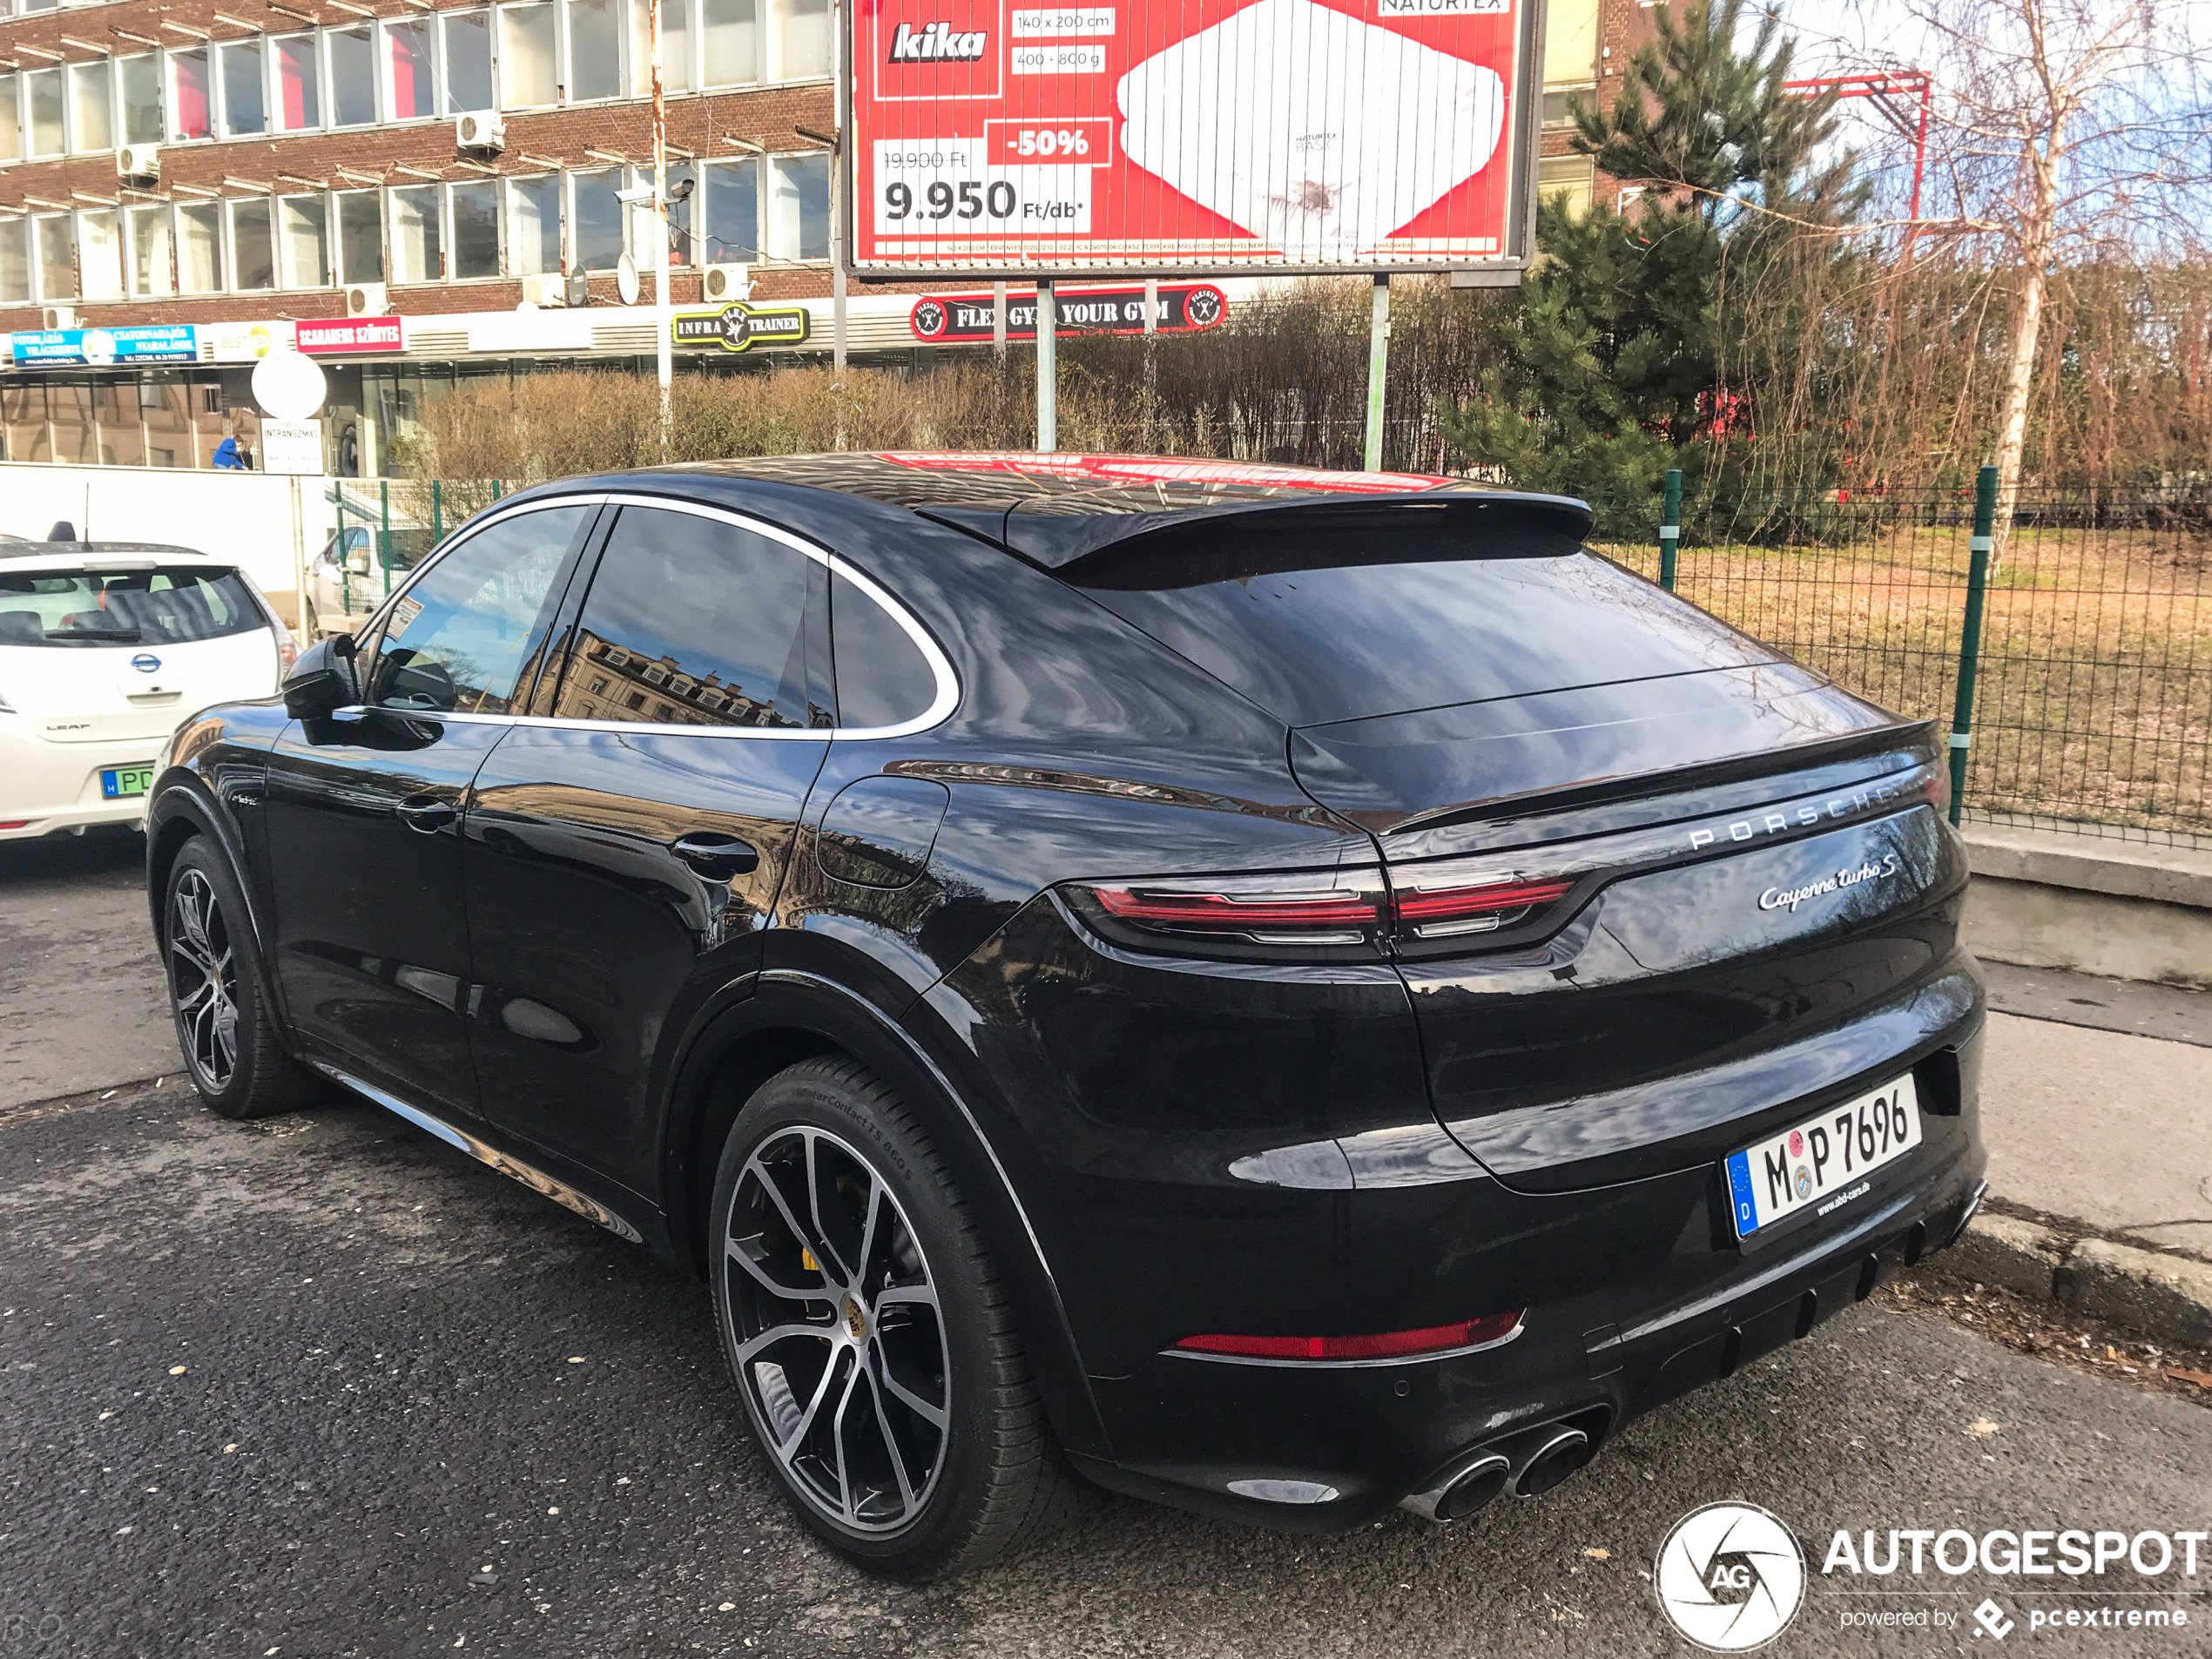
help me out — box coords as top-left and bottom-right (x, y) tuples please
(1934, 1211), (2212, 1347)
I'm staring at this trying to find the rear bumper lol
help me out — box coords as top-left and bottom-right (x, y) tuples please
(1078, 1108), (1986, 1531)
(0, 727), (163, 838)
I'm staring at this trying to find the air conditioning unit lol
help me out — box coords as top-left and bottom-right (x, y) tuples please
(116, 144), (161, 185)
(345, 282), (388, 317)
(455, 111), (506, 154)
(42, 306), (78, 330)
(701, 262), (752, 302)
(517, 273), (568, 307)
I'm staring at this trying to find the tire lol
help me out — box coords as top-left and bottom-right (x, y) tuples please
(162, 838), (320, 1120)
(709, 1056), (1090, 1580)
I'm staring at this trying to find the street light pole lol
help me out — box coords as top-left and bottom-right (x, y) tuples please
(651, 0), (671, 458)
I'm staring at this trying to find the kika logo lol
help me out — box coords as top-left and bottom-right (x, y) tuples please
(888, 20), (988, 62)
(1655, 1502), (1807, 1651)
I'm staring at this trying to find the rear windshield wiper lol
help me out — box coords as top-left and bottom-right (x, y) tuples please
(45, 626), (144, 641)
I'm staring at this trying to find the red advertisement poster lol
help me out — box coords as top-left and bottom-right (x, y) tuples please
(295, 316), (407, 355)
(848, 0), (1536, 275)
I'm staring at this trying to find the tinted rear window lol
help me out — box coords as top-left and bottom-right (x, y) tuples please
(0, 567), (262, 649)
(830, 571), (937, 730)
(1077, 553), (1777, 727)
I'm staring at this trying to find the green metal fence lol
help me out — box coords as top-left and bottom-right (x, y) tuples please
(1624, 467), (2211, 846)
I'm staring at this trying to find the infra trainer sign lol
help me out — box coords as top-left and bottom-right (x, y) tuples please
(846, 0), (1540, 276)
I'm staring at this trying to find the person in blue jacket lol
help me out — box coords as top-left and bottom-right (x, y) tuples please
(212, 436), (248, 469)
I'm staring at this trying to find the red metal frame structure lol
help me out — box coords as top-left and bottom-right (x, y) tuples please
(1782, 71), (1933, 248)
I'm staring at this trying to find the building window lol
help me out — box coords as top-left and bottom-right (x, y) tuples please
(127, 204), (173, 296)
(1538, 155), (1595, 219)
(280, 195), (330, 288)
(34, 213), (76, 301)
(568, 0), (624, 101)
(450, 180), (500, 278)
(336, 191), (384, 286)
(386, 17), (435, 122)
(500, 3), (559, 107)
(231, 199), (276, 290)
(0, 75), (18, 165)
(26, 67), (64, 157)
(273, 35), (321, 132)
(699, 157), (761, 262)
(1543, 0), (1601, 89)
(69, 60), (113, 153)
(177, 203), (225, 293)
(328, 26), (377, 127)
(0, 218), (29, 304)
(631, 162), (694, 265)
(769, 0), (829, 80)
(118, 55), (163, 146)
(633, 0), (698, 95)
(508, 175), (561, 274)
(570, 167), (624, 269)
(701, 0), (757, 88)
(391, 185), (442, 281)
(76, 209), (123, 300)
(443, 10), (495, 113)
(168, 51), (211, 141)
(765, 152), (828, 260)
(218, 38), (266, 138)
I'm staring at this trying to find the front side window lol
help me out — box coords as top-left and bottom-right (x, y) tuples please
(69, 60), (112, 152)
(386, 18), (435, 121)
(559, 508), (812, 729)
(128, 204), (173, 297)
(177, 204), (224, 293)
(34, 213), (75, 300)
(765, 152), (828, 260)
(273, 35), (320, 132)
(328, 27), (376, 126)
(701, 0), (756, 87)
(26, 67), (64, 156)
(568, 0), (623, 100)
(769, 0), (829, 79)
(570, 167), (624, 269)
(508, 175), (560, 275)
(390, 185), (442, 282)
(118, 55), (162, 145)
(218, 38), (265, 138)
(168, 51), (210, 141)
(280, 195), (329, 288)
(369, 506), (592, 715)
(500, 3), (558, 107)
(449, 179), (499, 278)
(336, 191), (383, 286)
(701, 158), (760, 262)
(231, 199), (276, 291)
(442, 10), (494, 112)
(77, 208), (122, 300)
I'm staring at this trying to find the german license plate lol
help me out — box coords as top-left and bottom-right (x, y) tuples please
(101, 765), (155, 799)
(1725, 1075), (1922, 1240)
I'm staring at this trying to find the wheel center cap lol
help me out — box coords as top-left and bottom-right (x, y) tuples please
(843, 1297), (868, 1343)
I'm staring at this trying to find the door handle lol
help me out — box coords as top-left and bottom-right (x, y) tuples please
(671, 831), (760, 880)
(395, 794), (458, 833)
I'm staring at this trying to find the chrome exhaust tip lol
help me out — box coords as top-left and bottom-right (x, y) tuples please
(1399, 1451), (1512, 1524)
(1509, 1425), (1594, 1498)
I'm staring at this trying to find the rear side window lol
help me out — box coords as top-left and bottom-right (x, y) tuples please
(368, 504), (590, 713)
(0, 565), (262, 648)
(550, 506), (813, 730)
(830, 570), (936, 731)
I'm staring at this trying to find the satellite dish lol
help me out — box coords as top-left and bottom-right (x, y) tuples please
(617, 253), (640, 307)
(251, 347), (327, 421)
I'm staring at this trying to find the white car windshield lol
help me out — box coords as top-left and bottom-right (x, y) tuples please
(0, 566), (263, 648)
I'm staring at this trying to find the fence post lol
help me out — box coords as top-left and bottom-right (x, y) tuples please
(379, 480), (392, 597)
(432, 478), (443, 544)
(1659, 468), (1682, 590)
(1947, 464), (1998, 828)
(491, 478), (503, 502)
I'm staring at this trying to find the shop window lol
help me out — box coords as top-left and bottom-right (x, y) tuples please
(391, 185), (442, 282)
(443, 11), (495, 113)
(768, 0), (828, 80)
(118, 55), (163, 146)
(281, 195), (330, 289)
(508, 176), (561, 275)
(336, 191), (384, 286)
(177, 203), (225, 293)
(450, 180), (500, 279)
(128, 204), (173, 297)
(386, 17), (435, 122)
(69, 60), (112, 153)
(273, 36), (321, 132)
(328, 27), (377, 127)
(700, 0), (757, 88)
(219, 38), (266, 138)
(232, 199), (277, 291)
(500, 3), (559, 108)
(2, 381), (50, 465)
(765, 152), (828, 260)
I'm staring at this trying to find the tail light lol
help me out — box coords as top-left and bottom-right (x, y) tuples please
(1174, 1311), (1524, 1362)
(1394, 873), (1575, 940)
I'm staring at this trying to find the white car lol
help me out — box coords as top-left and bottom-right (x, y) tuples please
(0, 540), (295, 840)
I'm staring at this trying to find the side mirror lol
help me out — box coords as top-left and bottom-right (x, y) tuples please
(283, 634), (360, 720)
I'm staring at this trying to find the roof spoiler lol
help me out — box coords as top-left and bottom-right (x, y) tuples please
(921, 490), (1595, 586)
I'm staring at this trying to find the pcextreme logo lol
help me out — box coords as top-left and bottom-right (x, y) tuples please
(1656, 1502), (1808, 1651)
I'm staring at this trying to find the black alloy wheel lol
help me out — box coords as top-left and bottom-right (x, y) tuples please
(163, 840), (320, 1120)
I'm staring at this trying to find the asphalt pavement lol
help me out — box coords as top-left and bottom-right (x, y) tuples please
(4, 829), (2209, 1658)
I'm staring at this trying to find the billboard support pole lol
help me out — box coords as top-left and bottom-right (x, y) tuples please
(1364, 274), (1390, 470)
(650, 0), (671, 460)
(1143, 277), (1158, 452)
(993, 281), (1008, 361)
(1035, 278), (1057, 453)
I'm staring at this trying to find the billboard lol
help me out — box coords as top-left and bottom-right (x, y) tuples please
(846, 0), (1541, 277)
(10, 325), (198, 368)
(908, 281), (1226, 341)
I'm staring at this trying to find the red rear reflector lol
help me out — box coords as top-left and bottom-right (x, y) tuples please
(0, 821), (26, 830)
(1175, 1312), (1523, 1361)
(1092, 887), (1381, 930)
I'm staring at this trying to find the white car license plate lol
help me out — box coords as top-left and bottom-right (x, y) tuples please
(1725, 1075), (1922, 1240)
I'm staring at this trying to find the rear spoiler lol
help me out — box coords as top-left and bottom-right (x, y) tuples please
(919, 490), (1595, 586)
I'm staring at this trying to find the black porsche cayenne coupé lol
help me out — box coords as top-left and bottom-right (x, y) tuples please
(148, 453), (1986, 1577)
